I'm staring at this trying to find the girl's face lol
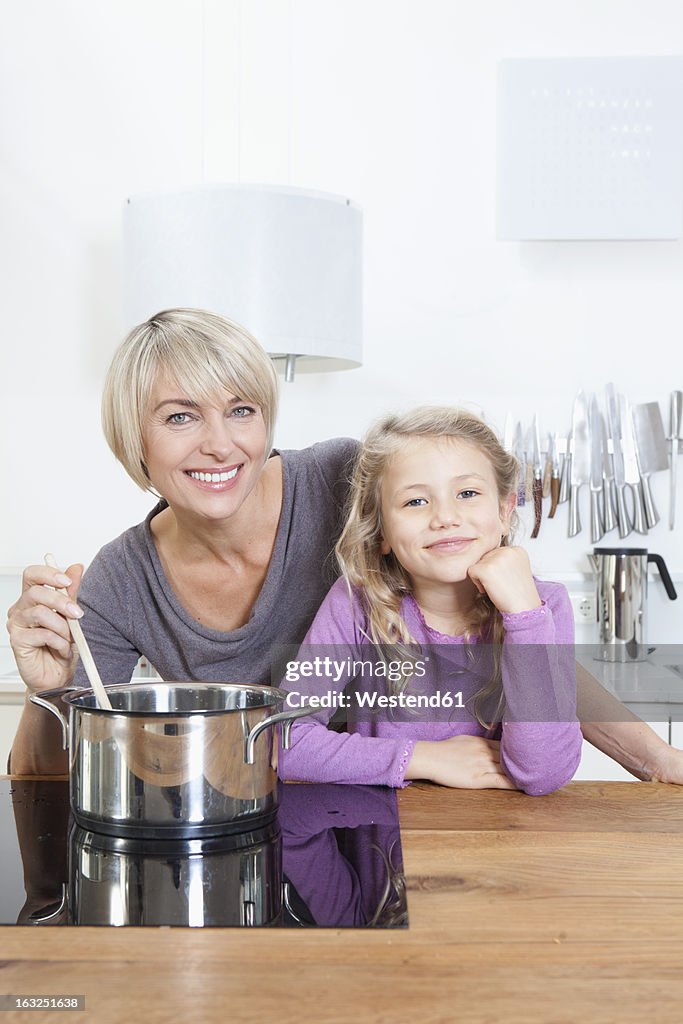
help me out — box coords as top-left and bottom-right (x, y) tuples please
(142, 372), (269, 522)
(379, 436), (515, 592)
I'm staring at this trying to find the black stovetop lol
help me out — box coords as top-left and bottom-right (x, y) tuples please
(2, 779), (407, 929)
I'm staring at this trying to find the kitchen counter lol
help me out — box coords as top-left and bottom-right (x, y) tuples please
(576, 645), (683, 720)
(2, 779), (683, 1023)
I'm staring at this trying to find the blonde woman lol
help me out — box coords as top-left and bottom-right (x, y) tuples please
(279, 406), (583, 795)
(7, 308), (356, 773)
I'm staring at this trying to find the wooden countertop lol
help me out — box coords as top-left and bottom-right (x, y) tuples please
(3, 780), (683, 1023)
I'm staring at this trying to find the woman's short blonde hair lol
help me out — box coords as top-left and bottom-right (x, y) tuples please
(101, 308), (279, 491)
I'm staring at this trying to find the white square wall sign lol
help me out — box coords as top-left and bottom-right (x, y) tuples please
(497, 56), (683, 240)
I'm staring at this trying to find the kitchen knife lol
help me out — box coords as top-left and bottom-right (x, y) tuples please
(548, 433), (561, 518)
(502, 412), (514, 453)
(588, 396), (604, 544)
(606, 383), (629, 538)
(530, 415), (543, 538)
(619, 393), (647, 535)
(669, 391), (683, 529)
(598, 407), (616, 534)
(569, 391), (590, 538)
(558, 433), (570, 504)
(542, 432), (552, 498)
(632, 402), (668, 529)
(513, 421), (526, 507)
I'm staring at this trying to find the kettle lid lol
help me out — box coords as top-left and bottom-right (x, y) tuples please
(593, 547), (647, 555)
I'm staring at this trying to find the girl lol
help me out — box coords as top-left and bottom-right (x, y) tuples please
(279, 406), (582, 796)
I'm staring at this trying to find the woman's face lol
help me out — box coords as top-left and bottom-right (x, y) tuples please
(379, 435), (515, 592)
(142, 372), (269, 521)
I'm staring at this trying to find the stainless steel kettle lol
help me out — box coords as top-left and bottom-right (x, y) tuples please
(588, 548), (677, 662)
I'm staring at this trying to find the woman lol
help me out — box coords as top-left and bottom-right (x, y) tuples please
(7, 308), (683, 785)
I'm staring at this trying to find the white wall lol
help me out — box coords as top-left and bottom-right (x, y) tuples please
(2, 0), (683, 591)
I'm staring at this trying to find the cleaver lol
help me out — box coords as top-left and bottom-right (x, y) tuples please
(632, 402), (668, 529)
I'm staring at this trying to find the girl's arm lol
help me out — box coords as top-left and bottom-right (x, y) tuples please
(278, 578), (415, 787)
(280, 579), (517, 789)
(497, 582), (582, 795)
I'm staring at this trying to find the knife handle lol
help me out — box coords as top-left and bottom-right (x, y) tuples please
(615, 484), (630, 539)
(602, 479), (616, 533)
(542, 458), (552, 498)
(629, 482), (648, 535)
(548, 476), (560, 518)
(559, 454), (571, 504)
(530, 477), (543, 538)
(569, 483), (581, 537)
(590, 490), (604, 544)
(640, 473), (659, 530)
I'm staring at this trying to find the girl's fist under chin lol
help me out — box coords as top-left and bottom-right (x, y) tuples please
(466, 546), (541, 615)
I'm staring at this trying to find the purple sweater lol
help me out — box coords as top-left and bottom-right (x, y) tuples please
(278, 578), (581, 796)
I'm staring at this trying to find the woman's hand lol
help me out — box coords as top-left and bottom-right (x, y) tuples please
(467, 545), (541, 615)
(6, 564), (84, 693)
(404, 735), (518, 789)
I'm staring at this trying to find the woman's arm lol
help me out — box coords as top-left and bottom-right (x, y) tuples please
(576, 662), (683, 783)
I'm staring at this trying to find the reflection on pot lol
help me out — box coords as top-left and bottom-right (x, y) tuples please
(67, 822), (282, 927)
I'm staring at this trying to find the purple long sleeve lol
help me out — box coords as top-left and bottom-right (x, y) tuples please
(278, 577), (581, 795)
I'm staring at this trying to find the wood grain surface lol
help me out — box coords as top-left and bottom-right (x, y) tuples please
(2, 780), (683, 1024)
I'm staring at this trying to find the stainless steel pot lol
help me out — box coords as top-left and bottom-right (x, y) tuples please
(29, 682), (308, 839)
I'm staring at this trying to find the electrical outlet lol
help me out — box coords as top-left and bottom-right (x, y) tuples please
(570, 592), (596, 624)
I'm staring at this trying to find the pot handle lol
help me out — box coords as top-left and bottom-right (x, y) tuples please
(244, 706), (314, 765)
(28, 688), (78, 750)
(28, 883), (67, 924)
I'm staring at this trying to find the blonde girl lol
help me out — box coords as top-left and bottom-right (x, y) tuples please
(279, 406), (582, 795)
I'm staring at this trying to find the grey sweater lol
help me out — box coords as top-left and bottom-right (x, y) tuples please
(74, 439), (358, 688)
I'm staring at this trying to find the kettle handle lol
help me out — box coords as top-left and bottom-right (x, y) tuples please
(647, 554), (678, 601)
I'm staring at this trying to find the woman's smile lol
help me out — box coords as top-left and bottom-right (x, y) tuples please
(183, 464), (242, 489)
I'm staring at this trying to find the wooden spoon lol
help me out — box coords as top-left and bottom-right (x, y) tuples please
(44, 553), (112, 711)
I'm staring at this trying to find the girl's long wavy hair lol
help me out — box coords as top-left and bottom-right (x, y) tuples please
(336, 406), (520, 728)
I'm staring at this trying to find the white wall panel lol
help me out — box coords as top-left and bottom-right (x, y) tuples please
(2, 0), (683, 582)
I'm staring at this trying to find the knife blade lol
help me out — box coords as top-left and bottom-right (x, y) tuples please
(542, 432), (552, 498)
(589, 396), (604, 544)
(558, 433), (570, 504)
(513, 421), (526, 507)
(569, 391), (590, 537)
(530, 415), (543, 539)
(606, 383), (629, 538)
(598, 407), (616, 534)
(548, 433), (561, 518)
(669, 391), (683, 529)
(632, 402), (667, 529)
(502, 412), (515, 453)
(619, 393), (647, 535)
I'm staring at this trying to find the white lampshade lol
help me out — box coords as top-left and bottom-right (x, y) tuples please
(122, 184), (363, 378)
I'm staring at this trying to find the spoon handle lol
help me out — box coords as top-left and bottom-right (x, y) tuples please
(44, 553), (112, 710)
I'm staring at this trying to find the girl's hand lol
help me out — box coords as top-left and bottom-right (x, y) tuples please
(6, 564), (84, 693)
(467, 545), (541, 615)
(404, 735), (518, 789)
